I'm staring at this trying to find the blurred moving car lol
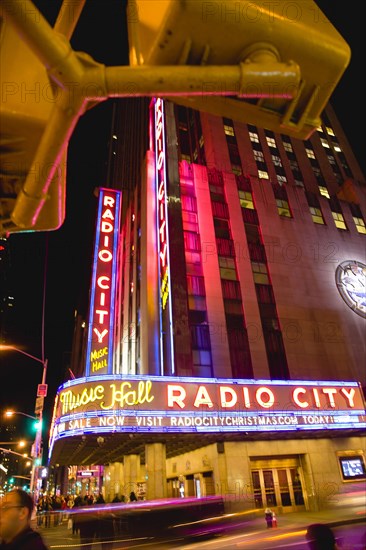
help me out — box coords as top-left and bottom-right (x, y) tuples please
(67, 496), (226, 543)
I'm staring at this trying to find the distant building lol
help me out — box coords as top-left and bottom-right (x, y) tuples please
(49, 98), (366, 511)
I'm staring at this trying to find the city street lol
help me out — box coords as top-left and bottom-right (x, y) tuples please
(38, 506), (365, 549)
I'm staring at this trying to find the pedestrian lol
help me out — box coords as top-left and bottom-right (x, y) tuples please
(96, 493), (105, 504)
(129, 491), (137, 502)
(36, 496), (44, 527)
(272, 511), (277, 527)
(43, 496), (52, 528)
(0, 488), (49, 549)
(112, 494), (121, 503)
(72, 495), (83, 536)
(306, 523), (339, 550)
(264, 507), (273, 528)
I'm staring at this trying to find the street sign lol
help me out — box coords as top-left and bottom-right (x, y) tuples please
(31, 443), (37, 459)
(35, 397), (44, 414)
(37, 384), (48, 397)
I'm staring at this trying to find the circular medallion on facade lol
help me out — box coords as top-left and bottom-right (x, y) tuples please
(335, 260), (366, 318)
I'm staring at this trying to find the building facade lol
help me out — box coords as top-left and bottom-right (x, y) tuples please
(49, 98), (366, 512)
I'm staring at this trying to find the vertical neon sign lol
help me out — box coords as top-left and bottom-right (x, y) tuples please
(154, 98), (175, 374)
(86, 188), (121, 376)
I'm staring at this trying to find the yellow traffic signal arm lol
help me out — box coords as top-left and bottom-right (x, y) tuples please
(0, 0), (350, 234)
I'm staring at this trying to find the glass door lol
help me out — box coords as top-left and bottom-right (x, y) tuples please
(251, 470), (263, 508)
(263, 470), (277, 507)
(277, 469), (291, 507)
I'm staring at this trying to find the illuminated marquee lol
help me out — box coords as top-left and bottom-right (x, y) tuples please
(48, 376), (366, 454)
(154, 98), (170, 310)
(85, 188), (121, 376)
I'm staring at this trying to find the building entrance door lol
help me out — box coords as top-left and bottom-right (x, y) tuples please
(250, 457), (305, 511)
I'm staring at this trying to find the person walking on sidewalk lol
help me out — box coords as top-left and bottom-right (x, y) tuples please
(0, 489), (49, 550)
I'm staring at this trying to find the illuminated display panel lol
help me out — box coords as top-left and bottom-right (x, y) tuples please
(48, 375), (366, 454)
(85, 189), (121, 376)
(339, 456), (366, 481)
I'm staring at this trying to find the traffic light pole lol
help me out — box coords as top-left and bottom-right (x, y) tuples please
(29, 358), (48, 502)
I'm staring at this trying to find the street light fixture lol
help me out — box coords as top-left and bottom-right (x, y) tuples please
(0, 345), (48, 501)
(5, 410), (37, 421)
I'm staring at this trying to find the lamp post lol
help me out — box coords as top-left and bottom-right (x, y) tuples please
(0, 447), (30, 458)
(0, 345), (48, 501)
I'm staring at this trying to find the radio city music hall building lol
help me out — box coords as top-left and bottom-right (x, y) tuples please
(48, 97), (366, 512)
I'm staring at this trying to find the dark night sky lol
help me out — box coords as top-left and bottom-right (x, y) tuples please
(0, 1), (365, 451)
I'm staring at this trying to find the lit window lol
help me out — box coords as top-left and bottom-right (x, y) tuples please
(309, 206), (325, 224)
(181, 194), (197, 212)
(272, 155), (282, 167)
(254, 150), (264, 162)
(224, 124), (235, 136)
(249, 131), (259, 143)
(277, 175), (287, 184)
(353, 217), (366, 234)
(326, 126), (335, 136)
(191, 324), (211, 349)
(209, 184), (224, 196)
(182, 211), (198, 232)
(334, 144), (342, 152)
(199, 135), (204, 147)
(319, 186), (330, 199)
(231, 165), (242, 175)
(219, 256), (237, 280)
(184, 231), (201, 251)
(316, 125), (323, 132)
(320, 138), (330, 149)
(187, 275), (206, 296)
(192, 350), (212, 366)
(251, 262), (269, 284)
(185, 251), (201, 265)
(239, 190), (254, 209)
(276, 199), (292, 217)
(258, 170), (269, 179)
(305, 148), (315, 159)
(327, 155), (337, 165)
(332, 211), (347, 230)
(266, 137), (277, 148)
(188, 296), (207, 311)
(112, 134), (117, 139)
(283, 141), (293, 152)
